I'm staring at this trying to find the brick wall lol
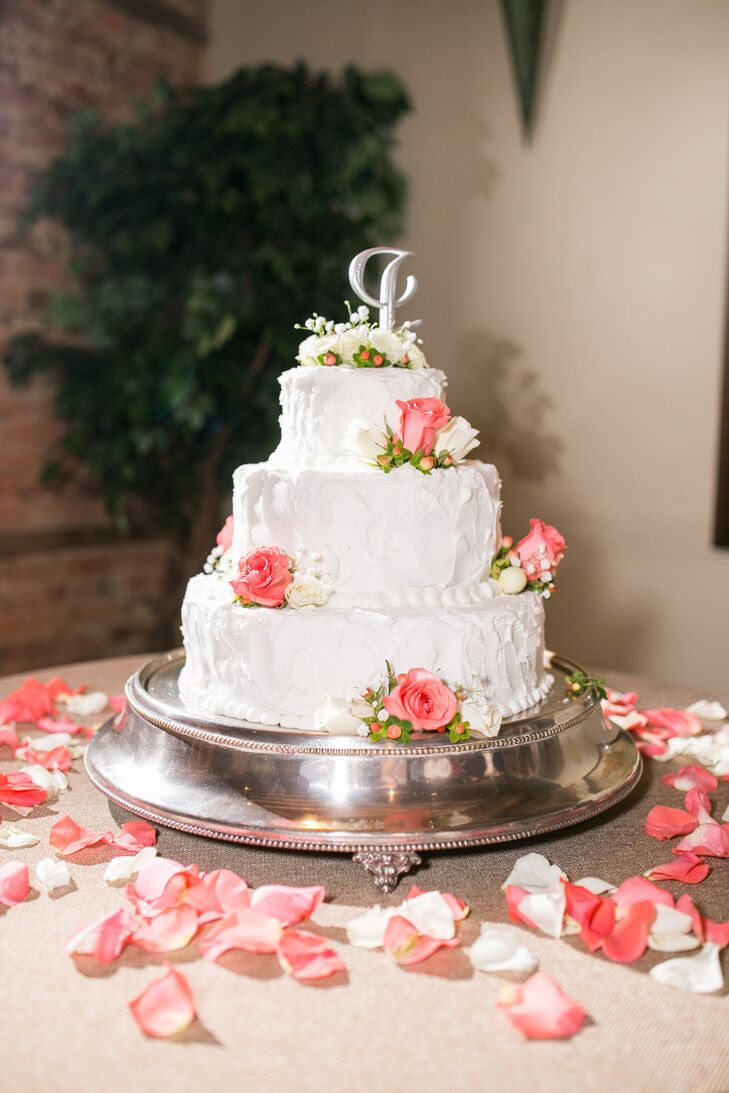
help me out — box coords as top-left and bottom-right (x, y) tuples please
(0, 0), (206, 673)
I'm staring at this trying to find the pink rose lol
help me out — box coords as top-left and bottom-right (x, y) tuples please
(515, 519), (566, 581)
(230, 546), (292, 607)
(395, 398), (451, 455)
(216, 515), (234, 552)
(383, 668), (458, 732)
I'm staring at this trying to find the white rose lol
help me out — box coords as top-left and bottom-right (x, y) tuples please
(296, 333), (338, 367)
(312, 696), (371, 734)
(460, 691), (502, 738)
(342, 418), (387, 461)
(435, 415), (480, 461)
(370, 329), (403, 362)
(336, 329), (362, 362)
(285, 574), (331, 609)
(404, 343), (428, 369)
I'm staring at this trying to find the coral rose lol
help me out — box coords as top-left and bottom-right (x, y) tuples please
(395, 398), (451, 455)
(216, 515), (234, 552)
(230, 546), (292, 607)
(383, 668), (458, 732)
(514, 519), (566, 581)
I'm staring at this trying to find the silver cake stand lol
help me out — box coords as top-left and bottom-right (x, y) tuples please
(85, 651), (642, 892)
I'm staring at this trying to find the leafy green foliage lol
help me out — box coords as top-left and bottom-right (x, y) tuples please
(4, 65), (410, 534)
(565, 670), (607, 701)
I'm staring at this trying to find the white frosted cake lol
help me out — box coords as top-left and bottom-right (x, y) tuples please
(180, 268), (565, 740)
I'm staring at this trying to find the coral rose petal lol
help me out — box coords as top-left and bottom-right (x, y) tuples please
(663, 766), (718, 793)
(132, 906), (200, 953)
(644, 806), (697, 840)
(112, 820), (157, 853)
(382, 914), (459, 965)
(250, 884), (325, 926)
(605, 688), (638, 708)
(613, 876), (674, 908)
(129, 967), (196, 1038)
(184, 868), (250, 920)
(646, 854), (710, 884)
(109, 694), (126, 713)
(601, 901), (656, 963)
(674, 823), (729, 857)
(36, 716), (90, 737)
(469, 929), (538, 974)
(0, 771), (48, 809)
(67, 908), (134, 963)
(16, 744), (72, 771)
(649, 942), (724, 993)
(505, 885), (539, 929)
(641, 708), (702, 737)
(705, 918), (729, 948)
(277, 929), (346, 980)
(497, 972), (586, 1040)
(199, 909), (283, 961)
(0, 861), (30, 907)
(49, 814), (111, 855)
(0, 727), (20, 749)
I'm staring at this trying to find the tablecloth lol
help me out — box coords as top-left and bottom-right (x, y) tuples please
(1, 653), (728, 1093)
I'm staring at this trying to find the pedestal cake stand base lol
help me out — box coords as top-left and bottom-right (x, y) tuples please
(86, 651), (641, 892)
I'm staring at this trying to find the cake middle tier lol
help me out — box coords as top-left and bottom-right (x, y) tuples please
(232, 461), (502, 605)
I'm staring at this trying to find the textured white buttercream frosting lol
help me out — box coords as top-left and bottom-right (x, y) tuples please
(272, 365), (447, 466)
(179, 573), (552, 730)
(231, 460), (502, 600)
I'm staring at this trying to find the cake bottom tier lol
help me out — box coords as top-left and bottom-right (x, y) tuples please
(179, 574), (552, 730)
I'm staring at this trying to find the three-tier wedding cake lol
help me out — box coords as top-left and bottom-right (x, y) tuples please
(179, 249), (565, 740)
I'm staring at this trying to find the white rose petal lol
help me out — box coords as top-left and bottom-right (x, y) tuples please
(370, 329), (402, 361)
(469, 929), (538, 974)
(342, 418), (387, 462)
(103, 845), (158, 884)
(20, 732), (84, 758)
(400, 891), (456, 940)
(435, 415), (480, 462)
(517, 886), (566, 939)
(0, 822), (40, 849)
(285, 574), (331, 609)
(651, 904), (694, 937)
(648, 932), (701, 953)
(63, 691), (108, 716)
(312, 696), (369, 735)
(460, 692), (501, 738)
(21, 765), (68, 803)
(502, 853), (567, 893)
(650, 942), (724, 993)
(685, 700), (728, 722)
(574, 877), (615, 895)
(346, 905), (398, 949)
(36, 857), (71, 893)
(405, 343), (428, 369)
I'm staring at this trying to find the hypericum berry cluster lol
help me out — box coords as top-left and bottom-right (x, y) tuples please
(375, 422), (455, 475)
(295, 303), (421, 369)
(357, 663), (470, 745)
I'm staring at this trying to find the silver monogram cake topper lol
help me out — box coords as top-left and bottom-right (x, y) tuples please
(348, 247), (417, 331)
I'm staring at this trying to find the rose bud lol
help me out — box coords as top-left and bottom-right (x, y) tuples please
(323, 352), (337, 366)
(387, 724), (402, 739)
(373, 354), (384, 366)
(502, 535), (514, 549)
(401, 355), (410, 365)
(420, 456), (435, 471)
(360, 349), (370, 361)
(377, 454), (390, 466)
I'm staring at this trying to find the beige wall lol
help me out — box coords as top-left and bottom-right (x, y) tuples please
(208, 0), (729, 692)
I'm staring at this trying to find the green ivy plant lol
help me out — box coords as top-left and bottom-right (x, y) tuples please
(4, 65), (410, 555)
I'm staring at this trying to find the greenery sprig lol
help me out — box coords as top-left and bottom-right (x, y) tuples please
(565, 670), (607, 701)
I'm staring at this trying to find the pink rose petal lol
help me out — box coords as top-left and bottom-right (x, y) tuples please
(601, 901), (656, 963)
(276, 929), (346, 980)
(112, 820), (157, 853)
(131, 906), (200, 953)
(249, 884), (325, 926)
(645, 806), (697, 840)
(646, 854), (711, 885)
(0, 861), (30, 907)
(109, 694), (126, 714)
(129, 967), (196, 1038)
(183, 868), (250, 921)
(674, 823), (729, 858)
(684, 789), (714, 823)
(636, 737), (668, 758)
(383, 914), (460, 965)
(676, 894), (705, 940)
(44, 676), (86, 702)
(497, 972), (586, 1040)
(36, 715), (91, 737)
(641, 708), (702, 738)
(663, 766), (718, 794)
(15, 744), (72, 772)
(705, 918), (729, 948)
(0, 727), (20, 750)
(605, 688), (638, 709)
(505, 885), (540, 929)
(0, 678), (55, 723)
(613, 875), (674, 908)
(67, 907), (134, 964)
(50, 814), (112, 856)
(198, 909), (283, 961)
(0, 771), (48, 809)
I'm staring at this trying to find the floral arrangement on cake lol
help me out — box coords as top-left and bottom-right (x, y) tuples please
(313, 664), (502, 744)
(491, 520), (566, 600)
(295, 304), (427, 369)
(228, 543), (332, 610)
(203, 516), (235, 574)
(344, 397), (479, 473)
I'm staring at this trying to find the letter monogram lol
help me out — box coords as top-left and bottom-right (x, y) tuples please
(348, 247), (417, 331)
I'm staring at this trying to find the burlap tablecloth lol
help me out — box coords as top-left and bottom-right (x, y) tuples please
(1, 653), (728, 1093)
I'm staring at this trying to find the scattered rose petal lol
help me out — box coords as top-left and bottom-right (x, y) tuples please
(36, 716), (90, 737)
(126, 858), (198, 916)
(0, 771), (48, 809)
(641, 708), (702, 737)
(651, 903), (694, 936)
(346, 905), (397, 949)
(50, 815), (111, 855)
(0, 727), (20, 750)
(505, 885), (540, 929)
(0, 861), (30, 906)
(249, 884), (325, 927)
(705, 917), (729, 948)
(20, 764), (68, 802)
(601, 901), (656, 963)
(15, 744), (72, 771)
(67, 908), (134, 963)
(613, 876), (674, 908)
(0, 822), (40, 849)
(199, 909), (283, 961)
(647, 933), (701, 953)
(502, 853), (566, 893)
(63, 691), (109, 716)
(607, 710), (649, 732)
(103, 846), (158, 884)
(20, 732), (84, 758)
(497, 972), (586, 1040)
(649, 942), (724, 993)
(573, 877), (615, 895)
(469, 929), (538, 974)
(129, 967), (196, 1038)
(36, 857), (72, 893)
(277, 929), (346, 980)
(646, 854), (711, 885)
(44, 676), (85, 702)
(605, 688), (638, 708)
(517, 887), (566, 939)
(109, 694), (126, 713)
(183, 868), (250, 921)
(383, 914), (460, 965)
(685, 700), (728, 722)
(663, 765), (718, 793)
(112, 820), (157, 853)
(674, 823), (729, 857)
(132, 906), (200, 953)
(398, 890), (458, 940)
(684, 788), (714, 823)
(0, 678), (55, 723)
(645, 805), (697, 840)
(407, 885), (469, 921)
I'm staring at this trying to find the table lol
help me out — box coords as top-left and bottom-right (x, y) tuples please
(1, 654), (728, 1093)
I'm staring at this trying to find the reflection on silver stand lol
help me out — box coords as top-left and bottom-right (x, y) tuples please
(86, 651), (641, 891)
